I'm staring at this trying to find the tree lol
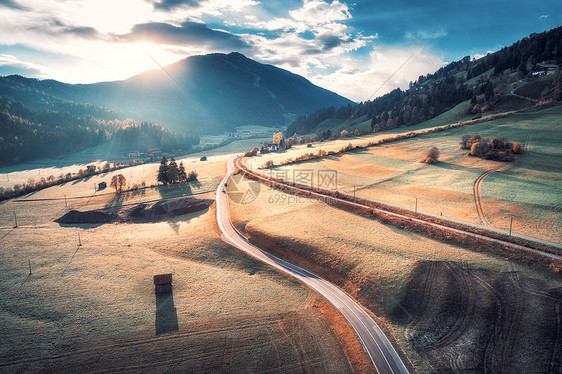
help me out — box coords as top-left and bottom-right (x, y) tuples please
(340, 129), (349, 137)
(157, 156), (168, 184)
(460, 134), (472, 149)
(425, 146), (440, 164)
(273, 132), (283, 145)
(110, 174), (126, 193)
(167, 158), (179, 184)
(178, 161), (188, 182)
(187, 171), (198, 181)
(513, 143), (522, 154)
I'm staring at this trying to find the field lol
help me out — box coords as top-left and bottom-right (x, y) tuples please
(229, 176), (562, 373)
(0, 137), (268, 190)
(254, 104), (562, 244)
(0, 155), (359, 373)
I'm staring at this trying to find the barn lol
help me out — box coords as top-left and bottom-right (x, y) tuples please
(154, 273), (173, 294)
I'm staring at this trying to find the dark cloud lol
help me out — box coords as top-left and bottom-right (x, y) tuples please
(0, 0), (28, 11)
(113, 21), (250, 50)
(27, 18), (100, 39)
(317, 34), (349, 51)
(150, 0), (201, 11)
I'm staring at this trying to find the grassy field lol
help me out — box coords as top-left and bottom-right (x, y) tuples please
(229, 177), (562, 373)
(0, 160), (359, 372)
(0, 137), (269, 191)
(256, 104), (562, 243)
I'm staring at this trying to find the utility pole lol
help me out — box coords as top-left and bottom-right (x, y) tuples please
(64, 194), (67, 207)
(415, 198), (418, 214)
(353, 185), (356, 200)
(13, 210), (18, 228)
(509, 216), (513, 236)
(78, 233), (82, 247)
(28, 259), (32, 275)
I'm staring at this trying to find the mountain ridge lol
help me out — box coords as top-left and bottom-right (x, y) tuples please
(1, 52), (353, 133)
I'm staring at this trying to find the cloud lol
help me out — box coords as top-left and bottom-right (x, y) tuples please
(0, 54), (49, 77)
(0, 0), (28, 11)
(309, 46), (444, 102)
(151, 0), (201, 11)
(539, 14), (549, 19)
(27, 17), (101, 39)
(405, 29), (447, 40)
(113, 20), (250, 50)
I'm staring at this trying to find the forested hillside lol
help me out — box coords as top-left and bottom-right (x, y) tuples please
(287, 26), (562, 137)
(0, 79), (198, 166)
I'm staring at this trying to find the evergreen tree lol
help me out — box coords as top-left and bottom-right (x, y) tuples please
(167, 157), (179, 184)
(178, 161), (188, 182)
(157, 156), (168, 185)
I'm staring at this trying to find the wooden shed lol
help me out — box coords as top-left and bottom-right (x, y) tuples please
(154, 273), (173, 294)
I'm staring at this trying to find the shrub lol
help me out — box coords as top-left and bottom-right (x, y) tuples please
(244, 147), (259, 157)
(263, 160), (274, 168)
(426, 146), (440, 161)
(513, 143), (522, 154)
(460, 134), (472, 149)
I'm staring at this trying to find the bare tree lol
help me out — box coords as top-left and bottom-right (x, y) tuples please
(110, 174), (126, 193)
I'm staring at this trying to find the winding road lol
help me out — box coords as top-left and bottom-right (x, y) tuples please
(216, 157), (410, 374)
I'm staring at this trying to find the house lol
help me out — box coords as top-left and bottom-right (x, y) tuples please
(154, 273), (173, 294)
(147, 147), (163, 156)
(98, 181), (106, 190)
(128, 151), (141, 158)
(265, 143), (279, 152)
(532, 63), (558, 76)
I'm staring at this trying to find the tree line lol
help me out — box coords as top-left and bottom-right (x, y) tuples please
(0, 79), (200, 166)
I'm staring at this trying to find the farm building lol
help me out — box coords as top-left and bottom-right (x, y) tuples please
(265, 143), (279, 152)
(154, 273), (173, 294)
(98, 181), (106, 190)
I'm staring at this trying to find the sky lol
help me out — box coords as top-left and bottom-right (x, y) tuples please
(0, 0), (560, 102)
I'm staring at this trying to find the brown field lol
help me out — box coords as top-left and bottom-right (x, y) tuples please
(230, 177), (562, 373)
(0, 159), (360, 373)
(253, 104), (562, 244)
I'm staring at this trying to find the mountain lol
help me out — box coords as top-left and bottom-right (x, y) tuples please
(287, 26), (562, 137)
(1, 52), (353, 134)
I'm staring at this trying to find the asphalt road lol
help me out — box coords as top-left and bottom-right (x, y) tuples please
(216, 157), (410, 374)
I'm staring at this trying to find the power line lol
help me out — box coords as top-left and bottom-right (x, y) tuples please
(367, 51), (416, 102)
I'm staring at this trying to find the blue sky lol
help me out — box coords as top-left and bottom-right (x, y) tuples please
(0, 0), (560, 101)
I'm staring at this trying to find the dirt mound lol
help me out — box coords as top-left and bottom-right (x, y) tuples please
(55, 196), (213, 225)
(55, 210), (114, 224)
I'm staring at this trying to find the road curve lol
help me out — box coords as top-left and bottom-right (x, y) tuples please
(216, 157), (410, 374)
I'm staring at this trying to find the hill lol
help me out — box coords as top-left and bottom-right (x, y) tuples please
(1, 52), (353, 134)
(287, 26), (562, 137)
(0, 84), (199, 166)
(0, 52), (353, 166)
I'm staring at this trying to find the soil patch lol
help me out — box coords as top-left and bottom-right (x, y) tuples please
(55, 195), (213, 225)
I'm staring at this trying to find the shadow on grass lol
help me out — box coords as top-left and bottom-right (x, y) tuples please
(155, 292), (178, 335)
